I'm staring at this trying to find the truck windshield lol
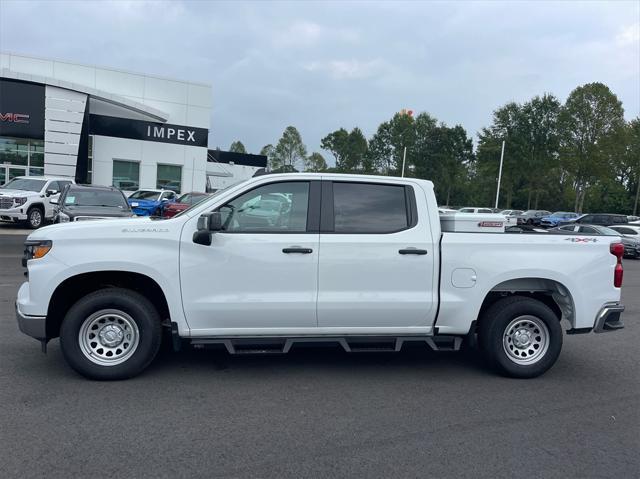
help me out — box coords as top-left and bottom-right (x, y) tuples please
(0, 178), (47, 192)
(64, 189), (128, 208)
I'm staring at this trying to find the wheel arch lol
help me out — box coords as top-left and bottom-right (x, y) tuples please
(46, 271), (170, 339)
(477, 277), (575, 328)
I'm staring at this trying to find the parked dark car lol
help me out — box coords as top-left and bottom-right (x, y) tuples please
(162, 191), (210, 218)
(570, 213), (628, 227)
(516, 210), (552, 225)
(52, 184), (134, 223)
(550, 223), (640, 258)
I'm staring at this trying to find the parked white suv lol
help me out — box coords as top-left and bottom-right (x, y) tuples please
(0, 176), (75, 228)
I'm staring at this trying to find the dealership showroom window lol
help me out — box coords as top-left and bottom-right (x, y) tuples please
(1, 137), (45, 183)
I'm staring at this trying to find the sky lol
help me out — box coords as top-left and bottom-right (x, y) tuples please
(0, 0), (638, 162)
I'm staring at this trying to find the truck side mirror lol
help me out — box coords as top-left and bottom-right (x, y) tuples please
(193, 212), (223, 245)
(46, 189), (58, 197)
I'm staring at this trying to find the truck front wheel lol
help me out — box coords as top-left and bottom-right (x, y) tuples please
(478, 296), (562, 378)
(60, 288), (162, 380)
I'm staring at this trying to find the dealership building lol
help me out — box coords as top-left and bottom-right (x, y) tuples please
(0, 52), (265, 193)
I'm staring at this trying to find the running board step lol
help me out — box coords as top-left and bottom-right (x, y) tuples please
(189, 335), (463, 354)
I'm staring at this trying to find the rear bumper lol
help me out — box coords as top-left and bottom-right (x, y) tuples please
(594, 302), (625, 333)
(16, 301), (47, 341)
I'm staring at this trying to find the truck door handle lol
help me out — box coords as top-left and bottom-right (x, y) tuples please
(282, 247), (313, 254)
(399, 248), (428, 255)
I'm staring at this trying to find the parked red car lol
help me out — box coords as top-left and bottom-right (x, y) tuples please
(161, 192), (210, 218)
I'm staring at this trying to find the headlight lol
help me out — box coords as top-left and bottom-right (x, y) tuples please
(58, 212), (70, 223)
(23, 240), (52, 265)
(13, 197), (27, 206)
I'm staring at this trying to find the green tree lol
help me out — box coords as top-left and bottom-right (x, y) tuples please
(520, 94), (561, 209)
(320, 127), (368, 172)
(476, 102), (528, 208)
(229, 140), (247, 154)
(559, 82), (626, 213)
(627, 119), (640, 214)
(273, 126), (307, 171)
(305, 152), (328, 172)
(260, 144), (277, 171)
(367, 111), (416, 175)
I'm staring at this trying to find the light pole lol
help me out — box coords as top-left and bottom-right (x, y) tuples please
(399, 108), (413, 178)
(495, 140), (505, 209)
(401, 146), (407, 177)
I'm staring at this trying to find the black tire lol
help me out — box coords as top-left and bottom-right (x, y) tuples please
(26, 206), (44, 229)
(478, 296), (562, 378)
(60, 288), (162, 380)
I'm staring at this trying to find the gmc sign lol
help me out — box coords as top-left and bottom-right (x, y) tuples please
(0, 79), (45, 139)
(0, 113), (30, 124)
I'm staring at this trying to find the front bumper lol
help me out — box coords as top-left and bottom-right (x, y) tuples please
(16, 301), (47, 341)
(0, 208), (27, 222)
(594, 302), (625, 333)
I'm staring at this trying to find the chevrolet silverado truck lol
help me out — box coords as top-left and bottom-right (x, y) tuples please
(16, 173), (625, 380)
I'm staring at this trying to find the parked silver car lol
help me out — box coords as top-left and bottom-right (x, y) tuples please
(517, 210), (552, 225)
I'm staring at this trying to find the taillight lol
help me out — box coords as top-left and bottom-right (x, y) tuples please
(610, 242), (624, 287)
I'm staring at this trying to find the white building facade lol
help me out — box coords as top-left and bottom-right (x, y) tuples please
(0, 52), (212, 193)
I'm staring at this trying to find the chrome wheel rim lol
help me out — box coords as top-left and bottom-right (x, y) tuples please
(78, 309), (139, 366)
(30, 210), (42, 227)
(502, 315), (549, 365)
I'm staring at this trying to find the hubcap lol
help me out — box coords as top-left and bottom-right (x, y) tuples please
(30, 210), (42, 227)
(502, 315), (549, 365)
(78, 309), (139, 366)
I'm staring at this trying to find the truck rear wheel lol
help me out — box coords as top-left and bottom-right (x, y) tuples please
(60, 288), (162, 380)
(478, 296), (562, 378)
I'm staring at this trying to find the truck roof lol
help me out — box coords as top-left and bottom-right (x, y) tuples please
(255, 172), (434, 188)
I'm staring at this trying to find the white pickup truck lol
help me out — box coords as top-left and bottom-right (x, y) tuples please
(16, 173), (625, 380)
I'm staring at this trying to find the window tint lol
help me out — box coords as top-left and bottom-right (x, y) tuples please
(459, 208), (474, 213)
(578, 215), (593, 223)
(333, 182), (408, 233)
(579, 226), (596, 233)
(593, 215), (608, 224)
(614, 227), (636, 235)
(612, 216), (627, 224)
(220, 181), (309, 233)
(479, 208), (493, 213)
(47, 181), (60, 192)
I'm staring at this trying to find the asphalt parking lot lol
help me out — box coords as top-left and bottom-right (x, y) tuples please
(1, 232), (639, 478)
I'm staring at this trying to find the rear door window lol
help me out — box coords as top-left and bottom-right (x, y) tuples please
(331, 182), (410, 234)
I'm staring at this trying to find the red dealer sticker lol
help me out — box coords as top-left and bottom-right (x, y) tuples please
(478, 221), (503, 227)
